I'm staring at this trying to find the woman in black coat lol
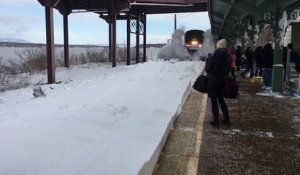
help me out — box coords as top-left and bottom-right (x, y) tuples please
(205, 39), (230, 126)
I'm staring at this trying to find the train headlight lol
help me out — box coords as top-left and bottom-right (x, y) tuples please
(191, 40), (198, 45)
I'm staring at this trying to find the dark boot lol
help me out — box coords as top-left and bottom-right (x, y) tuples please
(222, 117), (230, 124)
(210, 120), (219, 127)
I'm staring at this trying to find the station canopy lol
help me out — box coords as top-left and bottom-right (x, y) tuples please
(208, 0), (300, 38)
(40, 0), (208, 15)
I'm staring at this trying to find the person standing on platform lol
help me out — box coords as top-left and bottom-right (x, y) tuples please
(241, 46), (254, 78)
(228, 48), (236, 80)
(236, 46), (242, 71)
(205, 39), (231, 126)
(254, 46), (263, 76)
(261, 43), (274, 88)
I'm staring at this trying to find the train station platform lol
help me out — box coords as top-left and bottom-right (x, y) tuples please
(153, 76), (300, 175)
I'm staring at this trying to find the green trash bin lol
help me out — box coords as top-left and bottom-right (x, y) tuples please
(272, 64), (284, 92)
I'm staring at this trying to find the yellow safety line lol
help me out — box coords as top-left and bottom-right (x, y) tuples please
(186, 93), (208, 175)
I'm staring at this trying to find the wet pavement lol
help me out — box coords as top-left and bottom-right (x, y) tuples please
(153, 75), (300, 175)
(153, 90), (207, 175)
(198, 76), (300, 175)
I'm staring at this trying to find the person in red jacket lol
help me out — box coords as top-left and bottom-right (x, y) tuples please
(228, 47), (236, 81)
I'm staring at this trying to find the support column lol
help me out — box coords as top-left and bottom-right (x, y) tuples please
(45, 5), (55, 84)
(271, 8), (284, 92)
(109, 21), (112, 62)
(108, 14), (117, 67)
(174, 14), (177, 31)
(63, 14), (69, 68)
(112, 14), (117, 68)
(136, 13), (140, 64)
(127, 13), (131, 65)
(143, 13), (147, 62)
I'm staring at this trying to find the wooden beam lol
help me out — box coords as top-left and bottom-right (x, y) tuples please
(52, 0), (61, 7)
(112, 14), (117, 68)
(127, 12), (131, 65)
(63, 14), (69, 68)
(108, 14), (117, 67)
(136, 13), (140, 64)
(143, 13), (147, 62)
(45, 6), (56, 83)
(217, 0), (263, 19)
(38, 0), (61, 7)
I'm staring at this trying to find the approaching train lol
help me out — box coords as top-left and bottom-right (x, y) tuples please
(184, 30), (204, 51)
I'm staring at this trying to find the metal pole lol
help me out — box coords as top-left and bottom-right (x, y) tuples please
(109, 21), (112, 62)
(127, 13), (131, 65)
(174, 14), (177, 31)
(112, 14), (117, 67)
(136, 13), (140, 64)
(271, 7), (284, 92)
(45, 6), (55, 83)
(63, 14), (69, 68)
(143, 13), (147, 62)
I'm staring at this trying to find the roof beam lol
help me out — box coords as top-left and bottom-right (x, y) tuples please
(218, 0), (233, 35)
(255, 0), (265, 6)
(38, 0), (61, 7)
(217, 0), (263, 19)
(286, 0), (300, 12)
(277, 0), (299, 8)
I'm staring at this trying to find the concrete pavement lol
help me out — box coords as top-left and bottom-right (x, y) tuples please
(153, 76), (300, 175)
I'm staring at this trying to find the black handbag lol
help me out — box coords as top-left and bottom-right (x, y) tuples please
(193, 72), (208, 93)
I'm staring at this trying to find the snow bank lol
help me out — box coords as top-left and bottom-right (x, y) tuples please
(0, 60), (203, 175)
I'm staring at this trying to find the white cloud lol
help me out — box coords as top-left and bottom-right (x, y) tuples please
(0, 0), (35, 5)
(0, 14), (30, 38)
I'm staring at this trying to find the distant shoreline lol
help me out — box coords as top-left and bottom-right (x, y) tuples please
(0, 42), (166, 48)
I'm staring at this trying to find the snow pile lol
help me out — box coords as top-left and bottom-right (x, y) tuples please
(0, 60), (203, 175)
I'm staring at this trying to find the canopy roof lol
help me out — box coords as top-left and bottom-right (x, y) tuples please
(38, 0), (208, 14)
(208, 0), (300, 38)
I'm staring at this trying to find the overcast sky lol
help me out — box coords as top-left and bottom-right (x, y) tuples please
(0, 0), (211, 45)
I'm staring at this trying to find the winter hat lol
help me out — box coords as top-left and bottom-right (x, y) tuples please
(216, 39), (227, 49)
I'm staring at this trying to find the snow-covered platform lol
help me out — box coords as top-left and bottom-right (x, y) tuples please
(0, 60), (205, 175)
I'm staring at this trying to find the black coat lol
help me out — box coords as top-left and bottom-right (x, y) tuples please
(254, 46), (263, 67)
(205, 48), (230, 97)
(245, 48), (254, 66)
(262, 44), (274, 69)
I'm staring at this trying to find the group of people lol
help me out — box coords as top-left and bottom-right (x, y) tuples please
(204, 38), (300, 127)
(239, 43), (274, 88)
(209, 42), (275, 89)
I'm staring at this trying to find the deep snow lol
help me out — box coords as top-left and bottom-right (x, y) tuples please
(0, 60), (204, 175)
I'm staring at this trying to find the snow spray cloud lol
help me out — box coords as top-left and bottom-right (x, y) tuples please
(193, 30), (215, 60)
(157, 29), (191, 60)
(157, 29), (215, 61)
